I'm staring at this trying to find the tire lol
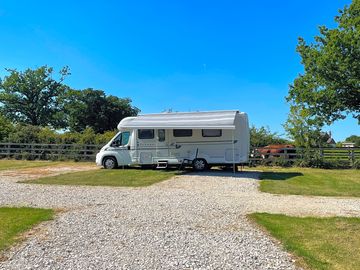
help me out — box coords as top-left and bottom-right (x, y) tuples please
(192, 158), (208, 171)
(103, 157), (118, 169)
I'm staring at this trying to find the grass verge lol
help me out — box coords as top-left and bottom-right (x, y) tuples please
(0, 160), (64, 171)
(0, 207), (54, 253)
(21, 169), (180, 187)
(258, 167), (360, 197)
(249, 213), (360, 270)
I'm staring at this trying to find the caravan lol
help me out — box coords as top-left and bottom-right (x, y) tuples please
(95, 110), (249, 171)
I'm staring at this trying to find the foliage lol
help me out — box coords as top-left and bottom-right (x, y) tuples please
(250, 126), (289, 147)
(0, 207), (53, 252)
(284, 106), (324, 148)
(250, 213), (360, 270)
(22, 169), (180, 187)
(0, 113), (14, 142)
(259, 167), (360, 197)
(0, 66), (70, 128)
(287, 1), (360, 125)
(1, 124), (116, 145)
(64, 88), (139, 133)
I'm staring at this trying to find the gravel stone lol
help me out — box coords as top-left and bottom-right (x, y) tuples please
(0, 167), (359, 270)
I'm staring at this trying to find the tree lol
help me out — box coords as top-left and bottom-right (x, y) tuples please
(250, 125), (289, 147)
(287, 0), (360, 125)
(0, 66), (70, 128)
(64, 88), (139, 133)
(284, 105), (324, 148)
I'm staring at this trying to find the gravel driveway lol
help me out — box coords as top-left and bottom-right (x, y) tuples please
(0, 167), (359, 270)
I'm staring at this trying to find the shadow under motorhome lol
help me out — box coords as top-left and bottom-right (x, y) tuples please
(95, 110), (250, 170)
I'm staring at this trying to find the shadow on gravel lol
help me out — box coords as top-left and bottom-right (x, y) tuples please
(189, 169), (260, 180)
(260, 172), (303, 181)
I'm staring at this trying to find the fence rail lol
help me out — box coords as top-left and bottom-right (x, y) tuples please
(0, 143), (102, 161)
(0, 143), (359, 163)
(250, 147), (360, 163)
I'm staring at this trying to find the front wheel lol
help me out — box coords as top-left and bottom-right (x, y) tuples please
(103, 157), (118, 169)
(192, 158), (208, 171)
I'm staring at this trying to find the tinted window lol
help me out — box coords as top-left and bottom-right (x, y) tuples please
(158, 129), (165, 142)
(202, 129), (222, 137)
(173, 129), (192, 137)
(138, 129), (154, 139)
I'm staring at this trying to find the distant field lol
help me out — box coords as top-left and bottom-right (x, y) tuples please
(250, 213), (360, 270)
(259, 167), (360, 197)
(0, 207), (54, 253)
(21, 169), (180, 187)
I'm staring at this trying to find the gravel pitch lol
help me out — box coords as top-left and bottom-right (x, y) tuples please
(0, 167), (359, 270)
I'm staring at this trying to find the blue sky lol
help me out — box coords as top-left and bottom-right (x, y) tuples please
(0, 0), (358, 141)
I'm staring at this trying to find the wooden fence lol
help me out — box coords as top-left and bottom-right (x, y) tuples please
(0, 143), (359, 163)
(250, 147), (360, 163)
(0, 143), (102, 161)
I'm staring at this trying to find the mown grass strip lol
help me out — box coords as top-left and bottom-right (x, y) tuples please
(21, 169), (180, 187)
(250, 213), (360, 270)
(259, 167), (360, 197)
(0, 207), (54, 252)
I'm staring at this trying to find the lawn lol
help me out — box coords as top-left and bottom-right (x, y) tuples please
(21, 169), (180, 187)
(250, 213), (360, 270)
(0, 207), (54, 253)
(0, 160), (62, 171)
(259, 167), (360, 197)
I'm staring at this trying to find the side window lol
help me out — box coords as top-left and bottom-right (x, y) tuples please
(202, 129), (222, 137)
(158, 129), (165, 142)
(173, 129), (192, 137)
(121, 131), (130, 145)
(138, 129), (154, 139)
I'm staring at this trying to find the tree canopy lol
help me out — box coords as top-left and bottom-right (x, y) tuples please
(64, 88), (140, 133)
(0, 66), (70, 128)
(287, 0), (360, 125)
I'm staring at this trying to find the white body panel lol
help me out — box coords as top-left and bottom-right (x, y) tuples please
(96, 111), (250, 168)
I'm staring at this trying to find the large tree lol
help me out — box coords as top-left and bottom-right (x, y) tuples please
(0, 66), (70, 128)
(287, 0), (360, 125)
(64, 88), (139, 133)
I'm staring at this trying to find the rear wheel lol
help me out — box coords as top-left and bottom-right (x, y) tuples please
(103, 157), (118, 169)
(192, 158), (207, 171)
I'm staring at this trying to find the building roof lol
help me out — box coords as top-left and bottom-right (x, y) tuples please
(117, 110), (241, 130)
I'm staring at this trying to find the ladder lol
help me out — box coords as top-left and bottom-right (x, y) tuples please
(156, 160), (168, 169)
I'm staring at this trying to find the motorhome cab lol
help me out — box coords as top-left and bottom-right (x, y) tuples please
(95, 110), (249, 171)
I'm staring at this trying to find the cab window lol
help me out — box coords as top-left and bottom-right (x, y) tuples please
(121, 131), (130, 145)
(112, 132), (130, 147)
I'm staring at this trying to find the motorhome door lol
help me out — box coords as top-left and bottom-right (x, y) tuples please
(110, 131), (132, 166)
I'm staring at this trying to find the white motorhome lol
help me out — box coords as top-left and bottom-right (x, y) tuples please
(95, 110), (249, 171)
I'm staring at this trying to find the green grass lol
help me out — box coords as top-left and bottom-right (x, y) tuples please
(0, 207), (54, 252)
(259, 167), (360, 197)
(21, 169), (180, 187)
(250, 213), (360, 270)
(0, 160), (63, 171)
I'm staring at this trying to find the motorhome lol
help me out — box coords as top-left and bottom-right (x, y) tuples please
(95, 110), (249, 171)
